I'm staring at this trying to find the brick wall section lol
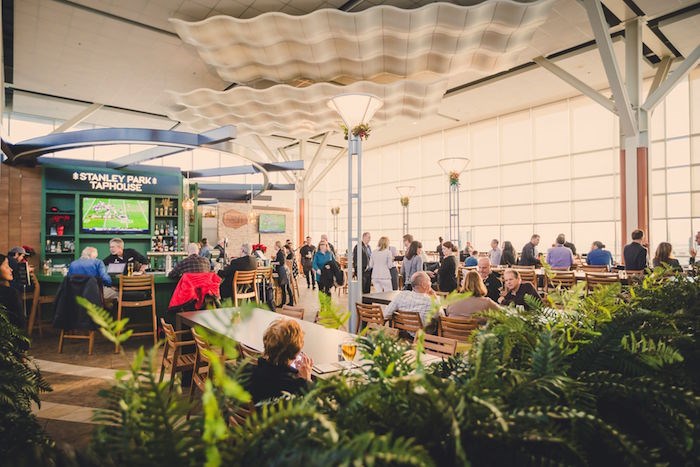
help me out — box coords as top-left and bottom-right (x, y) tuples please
(217, 203), (295, 253)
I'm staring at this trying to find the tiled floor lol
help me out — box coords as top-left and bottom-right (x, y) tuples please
(28, 283), (351, 448)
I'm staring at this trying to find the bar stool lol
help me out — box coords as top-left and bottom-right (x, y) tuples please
(26, 273), (56, 337)
(115, 274), (157, 353)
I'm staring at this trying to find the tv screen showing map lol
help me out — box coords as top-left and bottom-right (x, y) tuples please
(258, 213), (286, 233)
(81, 196), (150, 234)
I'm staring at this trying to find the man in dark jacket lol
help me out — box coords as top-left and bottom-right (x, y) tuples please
(352, 232), (372, 294)
(52, 275), (104, 331)
(623, 229), (648, 271)
(103, 238), (148, 271)
(519, 234), (541, 267)
(477, 257), (502, 302)
(219, 243), (258, 299)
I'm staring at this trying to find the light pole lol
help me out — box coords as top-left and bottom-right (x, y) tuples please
(327, 93), (383, 333)
(395, 186), (415, 238)
(330, 199), (341, 252)
(438, 158), (470, 248)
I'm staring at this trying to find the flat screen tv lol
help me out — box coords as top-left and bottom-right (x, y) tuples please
(81, 196), (150, 234)
(258, 213), (286, 233)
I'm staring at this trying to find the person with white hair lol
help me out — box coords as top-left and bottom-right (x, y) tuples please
(68, 246), (117, 299)
(382, 271), (438, 334)
(168, 243), (211, 280)
(219, 243), (259, 299)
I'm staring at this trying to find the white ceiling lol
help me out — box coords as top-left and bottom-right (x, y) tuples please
(5, 0), (700, 170)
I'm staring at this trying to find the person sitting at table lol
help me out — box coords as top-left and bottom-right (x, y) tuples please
(369, 236), (394, 293)
(246, 319), (313, 403)
(103, 238), (148, 272)
(546, 234), (575, 270)
(586, 241), (613, 268)
(464, 251), (478, 267)
(428, 241), (458, 293)
(214, 238), (227, 263)
(69, 246), (118, 300)
(476, 256), (502, 302)
(519, 234), (541, 267)
(402, 241), (423, 290)
(0, 253), (25, 329)
(383, 271), (438, 334)
(168, 243), (211, 281)
(7, 246), (34, 293)
(447, 270), (499, 318)
(623, 229), (648, 271)
(652, 242), (682, 271)
(499, 269), (541, 310)
(312, 240), (335, 296)
(500, 241), (517, 267)
(273, 241), (294, 307)
(219, 243), (258, 300)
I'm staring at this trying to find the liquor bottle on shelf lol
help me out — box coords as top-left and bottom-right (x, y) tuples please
(173, 224), (178, 237)
(50, 241), (56, 253)
(165, 223), (170, 236)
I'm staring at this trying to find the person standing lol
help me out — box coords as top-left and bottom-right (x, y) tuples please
(432, 241), (458, 293)
(352, 232), (372, 294)
(623, 229), (648, 271)
(500, 241), (517, 266)
(7, 246), (33, 293)
(689, 231), (699, 265)
(402, 234), (414, 253)
(320, 234), (336, 255)
(213, 238), (227, 263)
(402, 241), (424, 290)
(488, 239), (502, 266)
(273, 241), (293, 306)
(519, 234), (540, 267)
(436, 236), (444, 263)
(199, 238), (212, 260)
(299, 236), (316, 290)
(369, 236), (394, 292)
(312, 240), (335, 296)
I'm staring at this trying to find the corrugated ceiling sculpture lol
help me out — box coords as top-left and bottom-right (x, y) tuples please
(167, 80), (448, 136)
(168, 1), (555, 136)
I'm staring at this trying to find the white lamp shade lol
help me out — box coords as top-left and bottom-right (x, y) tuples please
(327, 93), (383, 129)
(438, 157), (470, 175)
(396, 186), (415, 198)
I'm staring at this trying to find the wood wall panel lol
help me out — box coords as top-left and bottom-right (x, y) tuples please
(0, 165), (42, 267)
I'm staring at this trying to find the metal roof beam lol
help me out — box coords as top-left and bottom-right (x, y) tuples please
(642, 44), (700, 111)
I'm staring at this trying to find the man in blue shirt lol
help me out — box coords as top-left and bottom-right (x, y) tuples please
(546, 234), (574, 270)
(586, 241), (613, 268)
(69, 246), (117, 299)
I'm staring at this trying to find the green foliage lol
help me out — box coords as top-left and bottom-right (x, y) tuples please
(316, 291), (350, 329)
(78, 296), (132, 345)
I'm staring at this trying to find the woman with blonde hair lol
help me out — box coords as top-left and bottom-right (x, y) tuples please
(653, 242), (681, 271)
(446, 270), (499, 318)
(369, 236), (394, 292)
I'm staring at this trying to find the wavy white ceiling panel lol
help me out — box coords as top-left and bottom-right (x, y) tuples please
(170, 1), (555, 85)
(167, 80), (448, 137)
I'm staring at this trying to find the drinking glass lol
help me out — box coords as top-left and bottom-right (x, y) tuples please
(127, 262), (134, 276)
(341, 338), (357, 362)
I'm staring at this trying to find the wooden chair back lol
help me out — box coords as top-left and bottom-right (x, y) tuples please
(391, 310), (423, 334)
(355, 303), (384, 333)
(547, 271), (577, 291)
(439, 316), (481, 342)
(417, 334), (458, 358)
(366, 322), (399, 338)
(512, 264), (535, 269)
(517, 269), (538, 289)
(115, 274), (157, 352)
(279, 305), (305, 320)
(239, 343), (262, 365)
(585, 272), (620, 292)
(190, 328), (211, 393)
(233, 270), (258, 306)
(158, 318), (195, 390)
(581, 264), (608, 273)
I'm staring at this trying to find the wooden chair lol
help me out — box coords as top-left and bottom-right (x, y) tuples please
(366, 322), (399, 338)
(158, 318), (195, 391)
(26, 273), (56, 337)
(58, 329), (97, 355)
(239, 343), (262, 364)
(355, 303), (385, 333)
(115, 274), (157, 353)
(438, 316), (481, 342)
(417, 334), (458, 358)
(625, 269), (645, 278)
(585, 273), (620, 292)
(547, 271), (577, 291)
(391, 310), (423, 338)
(286, 260), (300, 304)
(188, 328), (212, 412)
(336, 269), (349, 296)
(517, 269), (538, 289)
(512, 264), (535, 269)
(581, 264), (608, 273)
(255, 266), (273, 305)
(232, 270), (258, 307)
(279, 304), (305, 320)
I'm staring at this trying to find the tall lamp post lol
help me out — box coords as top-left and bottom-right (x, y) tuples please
(438, 158), (470, 247)
(329, 199), (341, 252)
(395, 186), (415, 238)
(328, 93), (383, 334)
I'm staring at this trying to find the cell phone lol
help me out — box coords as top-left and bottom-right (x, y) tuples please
(290, 352), (305, 369)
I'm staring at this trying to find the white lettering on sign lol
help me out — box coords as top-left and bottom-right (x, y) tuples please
(72, 171), (157, 192)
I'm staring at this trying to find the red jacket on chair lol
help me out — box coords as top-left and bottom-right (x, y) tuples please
(169, 272), (221, 311)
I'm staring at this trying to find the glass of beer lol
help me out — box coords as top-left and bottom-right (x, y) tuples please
(127, 262), (134, 276)
(341, 338), (357, 362)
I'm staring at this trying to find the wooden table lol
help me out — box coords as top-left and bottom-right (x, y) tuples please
(362, 290), (401, 305)
(177, 308), (354, 368)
